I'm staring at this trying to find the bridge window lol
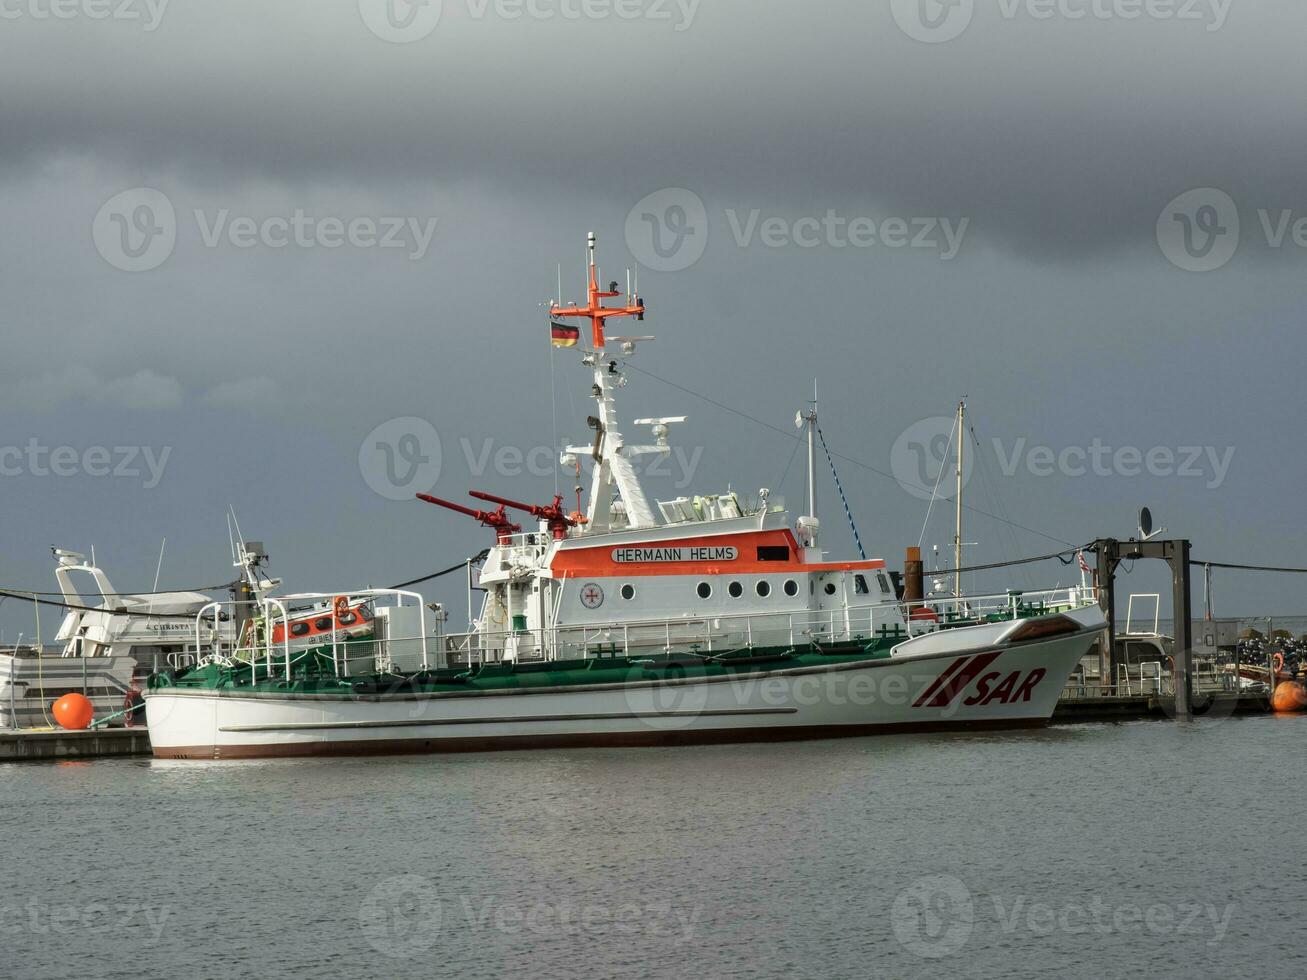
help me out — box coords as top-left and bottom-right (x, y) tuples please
(854, 575), (869, 595)
(757, 546), (789, 561)
(697, 582), (712, 599)
(756, 581), (772, 598)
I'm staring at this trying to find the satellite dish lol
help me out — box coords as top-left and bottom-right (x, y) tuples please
(1137, 506), (1166, 541)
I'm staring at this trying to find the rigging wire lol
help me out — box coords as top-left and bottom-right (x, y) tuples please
(915, 412), (957, 550)
(817, 426), (866, 560)
(1185, 560), (1307, 574)
(388, 550), (490, 590)
(621, 361), (1076, 547)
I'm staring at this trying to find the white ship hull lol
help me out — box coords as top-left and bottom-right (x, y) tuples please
(145, 609), (1104, 759)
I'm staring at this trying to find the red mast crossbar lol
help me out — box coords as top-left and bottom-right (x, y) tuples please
(468, 490), (578, 540)
(416, 493), (522, 543)
(549, 234), (644, 349)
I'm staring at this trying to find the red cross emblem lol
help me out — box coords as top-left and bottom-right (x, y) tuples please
(580, 583), (605, 609)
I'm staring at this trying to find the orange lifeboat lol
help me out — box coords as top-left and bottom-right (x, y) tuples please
(271, 600), (375, 648)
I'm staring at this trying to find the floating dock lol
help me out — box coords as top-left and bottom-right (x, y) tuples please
(0, 727), (151, 762)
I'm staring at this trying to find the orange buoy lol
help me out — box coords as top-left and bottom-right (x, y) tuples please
(52, 693), (95, 730)
(1270, 681), (1307, 713)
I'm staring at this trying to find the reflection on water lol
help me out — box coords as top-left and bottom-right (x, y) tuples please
(3, 716), (1304, 979)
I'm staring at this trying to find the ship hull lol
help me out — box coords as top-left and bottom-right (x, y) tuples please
(145, 612), (1104, 759)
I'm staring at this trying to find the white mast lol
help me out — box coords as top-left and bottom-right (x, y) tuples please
(954, 398), (965, 599)
(796, 384), (819, 550)
(553, 233), (658, 531)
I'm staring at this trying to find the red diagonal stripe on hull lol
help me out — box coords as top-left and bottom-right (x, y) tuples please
(912, 655), (971, 708)
(925, 650), (1003, 708)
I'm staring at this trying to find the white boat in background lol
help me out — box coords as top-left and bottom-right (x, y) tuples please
(0, 549), (235, 729)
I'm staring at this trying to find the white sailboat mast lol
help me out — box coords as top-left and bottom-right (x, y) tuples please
(954, 399), (965, 599)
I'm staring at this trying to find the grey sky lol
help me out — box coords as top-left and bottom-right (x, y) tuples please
(2, 0), (1305, 635)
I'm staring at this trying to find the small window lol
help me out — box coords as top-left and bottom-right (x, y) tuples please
(854, 574), (869, 595)
(621, 584), (635, 600)
(290, 622), (310, 637)
(756, 581), (772, 598)
(824, 583), (837, 596)
(783, 579), (799, 597)
(877, 573), (892, 595)
(357, 606), (374, 622)
(757, 546), (789, 562)
(697, 582), (712, 599)
(338, 612), (358, 626)
(314, 617), (333, 631)
(728, 581), (743, 598)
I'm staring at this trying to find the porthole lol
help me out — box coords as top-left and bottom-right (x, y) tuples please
(728, 581), (743, 599)
(621, 584), (636, 600)
(290, 622), (310, 637)
(697, 582), (712, 599)
(338, 612), (357, 626)
(824, 583), (837, 596)
(783, 579), (799, 597)
(314, 617), (333, 631)
(756, 580), (772, 598)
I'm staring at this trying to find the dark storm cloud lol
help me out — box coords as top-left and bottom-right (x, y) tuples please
(2, 1), (1304, 258)
(2, 0), (1306, 626)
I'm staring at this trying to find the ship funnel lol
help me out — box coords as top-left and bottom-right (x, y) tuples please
(903, 546), (924, 604)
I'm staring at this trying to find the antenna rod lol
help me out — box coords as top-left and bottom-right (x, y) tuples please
(954, 399), (965, 600)
(806, 385), (818, 523)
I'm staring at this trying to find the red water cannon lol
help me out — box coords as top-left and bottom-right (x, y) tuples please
(468, 490), (579, 540)
(416, 493), (521, 543)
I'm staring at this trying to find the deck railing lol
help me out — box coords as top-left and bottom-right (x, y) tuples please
(444, 586), (1098, 668)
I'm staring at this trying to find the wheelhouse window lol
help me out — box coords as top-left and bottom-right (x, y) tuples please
(854, 574), (869, 595)
(756, 546), (789, 562)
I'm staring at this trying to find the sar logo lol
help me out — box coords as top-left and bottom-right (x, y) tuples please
(579, 583), (605, 610)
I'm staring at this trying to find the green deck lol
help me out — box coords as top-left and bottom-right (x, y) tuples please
(148, 637), (901, 698)
(148, 597), (1067, 698)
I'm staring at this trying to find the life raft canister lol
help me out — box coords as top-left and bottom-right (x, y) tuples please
(333, 595), (350, 620)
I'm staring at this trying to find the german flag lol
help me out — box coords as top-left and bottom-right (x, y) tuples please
(550, 319), (579, 348)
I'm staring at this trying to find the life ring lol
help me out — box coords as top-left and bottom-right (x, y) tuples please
(1273, 652), (1284, 674)
(333, 595), (350, 620)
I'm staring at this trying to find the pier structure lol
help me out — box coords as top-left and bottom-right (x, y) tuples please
(1093, 537), (1194, 720)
